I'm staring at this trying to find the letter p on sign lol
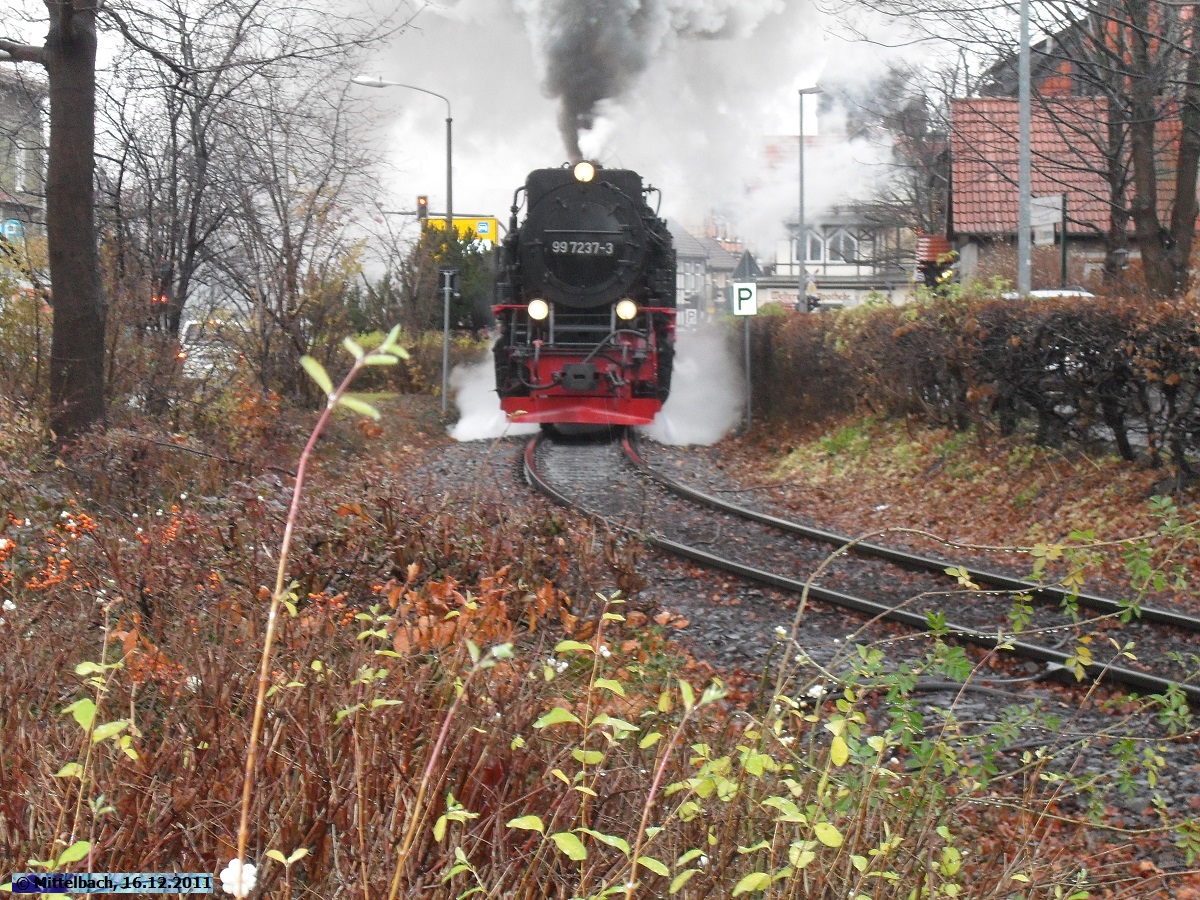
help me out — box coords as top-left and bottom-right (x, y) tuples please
(733, 282), (757, 316)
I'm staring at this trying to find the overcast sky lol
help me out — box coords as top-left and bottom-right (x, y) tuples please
(357, 0), (913, 255)
(3, 0), (919, 257)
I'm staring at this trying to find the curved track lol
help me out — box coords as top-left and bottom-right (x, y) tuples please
(524, 433), (1200, 705)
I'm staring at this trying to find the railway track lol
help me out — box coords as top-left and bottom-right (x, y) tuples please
(524, 432), (1200, 705)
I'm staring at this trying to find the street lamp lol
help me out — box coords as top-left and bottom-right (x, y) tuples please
(798, 86), (821, 311)
(353, 75), (454, 413)
(1016, 0), (1032, 295)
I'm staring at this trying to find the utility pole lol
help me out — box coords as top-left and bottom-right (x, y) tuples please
(1017, 0), (1032, 294)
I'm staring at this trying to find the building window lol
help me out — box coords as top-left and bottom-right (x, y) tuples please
(804, 231), (822, 263)
(0, 139), (15, 193)
(827, 230), (857, 263)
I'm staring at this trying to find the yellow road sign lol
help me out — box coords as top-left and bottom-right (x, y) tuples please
(425, 216), (499, 244)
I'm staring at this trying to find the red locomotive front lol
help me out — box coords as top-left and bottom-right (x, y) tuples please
(493, 162), (677, 427)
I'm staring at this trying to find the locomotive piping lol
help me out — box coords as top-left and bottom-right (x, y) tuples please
(580, 328), (651, 365)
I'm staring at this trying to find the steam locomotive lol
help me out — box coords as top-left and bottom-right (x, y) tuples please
(493, 162), (676, 426)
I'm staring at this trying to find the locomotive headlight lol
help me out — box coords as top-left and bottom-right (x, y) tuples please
(573, 160), (596, 183)
(527, 298), (550, 321)
(615, 298), (638, 321)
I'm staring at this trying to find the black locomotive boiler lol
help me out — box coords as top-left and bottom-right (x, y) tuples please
(493, 162), (676, 426)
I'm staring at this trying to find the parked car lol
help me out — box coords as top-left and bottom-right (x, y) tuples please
(178, 319), (244, 377)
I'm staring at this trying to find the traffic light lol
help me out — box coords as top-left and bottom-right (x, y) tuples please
(416, 195), (428, 221)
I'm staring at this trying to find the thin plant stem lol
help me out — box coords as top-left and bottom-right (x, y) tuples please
(234, 360), (368, 876)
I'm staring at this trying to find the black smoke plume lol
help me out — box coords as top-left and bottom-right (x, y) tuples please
(521, 0), (783, 160)
(542, 0), (660, 162)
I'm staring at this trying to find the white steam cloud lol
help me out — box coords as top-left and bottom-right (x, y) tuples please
(447, 353), (540, 441)
(639, 323), (742, 445)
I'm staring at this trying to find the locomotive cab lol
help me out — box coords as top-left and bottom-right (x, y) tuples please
(493, 163), (676, 426)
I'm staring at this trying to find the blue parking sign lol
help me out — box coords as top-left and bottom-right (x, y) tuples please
(2, 219), (24, 240)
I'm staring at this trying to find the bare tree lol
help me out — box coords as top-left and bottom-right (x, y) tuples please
(210, 71), (375, 397)
(841, 59), (970, 238)
(1, 0), (408, 440)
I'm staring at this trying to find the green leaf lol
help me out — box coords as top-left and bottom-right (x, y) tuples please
(592, 714), (636, 733)
(343, 336), (365, 360)
(678, 679), (695, 712)
(362, 353), (399, 366)
(814, 822), (844, 848)
(670, 870), (698, 894)
(639, 732), (663, 749)
(56, 840), (91, 867)
(594, 678), (626, 697)
(534, 707), (581, 729)
(62, 698), (96, 731)
(637, 855), (670, 878)
(731, 872), (772, 895)
(300, 356), (333, 395)
(578, 828), (630, 855)
(506, 815), (545, 834)
(54, 763), (84, 779)
(91, 719), (129, 743)
(550, 832), (588, 861)
(74, 661), (107, 677)
(829, 734), (849, 766)
(554, 639), (594, 654)
(337, 394), (381, 421)
(379, 325), (403, 352)
(700, 680), (727, 706)
(572, 748), (604, 765)
(265, 849), (288, 864)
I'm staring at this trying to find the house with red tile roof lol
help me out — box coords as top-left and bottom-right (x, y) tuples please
(949, 94), (1192, 290)
(950, 97), (1118, 287)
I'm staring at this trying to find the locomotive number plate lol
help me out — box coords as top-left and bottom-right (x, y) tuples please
(550, 240), (615, 256)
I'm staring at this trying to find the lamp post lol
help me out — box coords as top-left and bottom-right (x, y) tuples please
(353, 75), (454, 413)
(1016, 0), (1032, 295)
(798, 86), (821, 311)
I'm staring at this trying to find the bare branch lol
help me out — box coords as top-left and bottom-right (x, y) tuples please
(0, 38), (45, 65)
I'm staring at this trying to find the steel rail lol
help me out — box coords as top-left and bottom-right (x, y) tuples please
(524, 434), (1200, 706)
(621, 435), (1200, 634)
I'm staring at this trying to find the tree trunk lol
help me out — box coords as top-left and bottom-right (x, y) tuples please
(1166, 5), (1200, 292)
(45, 0), (107, 442)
